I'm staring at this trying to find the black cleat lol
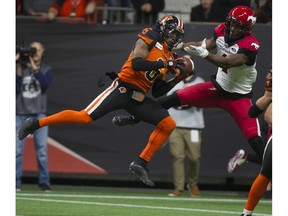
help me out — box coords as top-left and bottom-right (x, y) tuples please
(129, 162), (155, 187)
(112, 115), (139, 127)
(18, 117), (39, 140)
(39, 184), (52, 192)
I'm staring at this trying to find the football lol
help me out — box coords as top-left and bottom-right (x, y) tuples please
(175, 56), (195, 76)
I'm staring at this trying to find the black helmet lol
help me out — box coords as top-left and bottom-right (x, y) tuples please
(156, 15), (184, 49)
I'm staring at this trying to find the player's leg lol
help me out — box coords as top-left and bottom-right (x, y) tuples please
(112, 92), (181, 126)
(112, 81), (216, 126)
(18, 79), (120, 140)
(127, 97), (176, 186)
(225, 98), (265, 172)
(241, 137), (272, 215)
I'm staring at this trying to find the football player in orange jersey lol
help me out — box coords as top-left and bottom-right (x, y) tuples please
(18, 15), (190, 186)
(240, 69), (272, 216)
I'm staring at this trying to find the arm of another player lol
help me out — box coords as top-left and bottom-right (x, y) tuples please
(174, 38), (216, 51)
(249, 90), (272, 118)
(182, 38), (250, 68)
(205, 52), (250, 68)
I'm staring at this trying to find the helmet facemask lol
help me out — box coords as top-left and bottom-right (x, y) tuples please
(225, 17), (251, 42)
(163, 25), (184, 49)
(156, 15), (184, 49)
(224, 6), (256, 45)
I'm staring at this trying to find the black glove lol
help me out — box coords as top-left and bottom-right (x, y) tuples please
(166, 59), (185, 70)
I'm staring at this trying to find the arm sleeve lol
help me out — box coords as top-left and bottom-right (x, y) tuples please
(132, 57), (164, 71)
(248, 103), (264, 118)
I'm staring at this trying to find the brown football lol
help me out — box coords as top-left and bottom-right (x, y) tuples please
(176, 56), (195, 75)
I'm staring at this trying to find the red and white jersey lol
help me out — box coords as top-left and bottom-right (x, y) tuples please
(213, 23), (260, 94)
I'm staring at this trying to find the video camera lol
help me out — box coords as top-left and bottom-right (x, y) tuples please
(16, 44), (36, 63)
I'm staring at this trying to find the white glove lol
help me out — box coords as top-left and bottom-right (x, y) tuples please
(183, 38), (209, 58)
(172, 42), (184, 51)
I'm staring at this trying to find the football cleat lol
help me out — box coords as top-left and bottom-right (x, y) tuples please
(129, 162), (155, 187)
(227, 149), (247, 173)
(112, 115), (138, 127)
(18, 117), (39, 140)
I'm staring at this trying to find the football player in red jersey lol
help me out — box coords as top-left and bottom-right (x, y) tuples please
(113, 6), (266, 168)
(240, 69), (272, 216)
(18, 15), (190, 186)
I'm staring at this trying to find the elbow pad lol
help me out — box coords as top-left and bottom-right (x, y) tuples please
(248, 103), (264, 118)
(132, 57), (164, 71)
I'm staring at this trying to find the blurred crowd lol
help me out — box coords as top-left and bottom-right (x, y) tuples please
(16, 0), (272, 25)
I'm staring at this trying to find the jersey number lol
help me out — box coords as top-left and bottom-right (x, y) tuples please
(141, 28), (152, 35)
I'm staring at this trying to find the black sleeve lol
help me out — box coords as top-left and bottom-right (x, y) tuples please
(132, 57), (164, 71)
(248, 103), (264, 118)
(238, 48), (257, 66)
(152, 78), (179, 98)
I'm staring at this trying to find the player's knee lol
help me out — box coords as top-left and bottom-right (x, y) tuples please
(158, 116), (176, 133)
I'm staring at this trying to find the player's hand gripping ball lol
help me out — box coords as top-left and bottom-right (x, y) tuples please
(174, 56), (195, 79)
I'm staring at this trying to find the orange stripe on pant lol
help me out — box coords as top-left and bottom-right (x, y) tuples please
(39, 79), (119, 128)
(140, 116), (176, 162)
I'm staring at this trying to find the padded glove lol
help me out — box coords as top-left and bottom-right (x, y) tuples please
(184, 38), (209, 58)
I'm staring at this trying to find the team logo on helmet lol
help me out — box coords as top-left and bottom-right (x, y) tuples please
(251, 42), (260, 50)
(247, 15), (256, 25)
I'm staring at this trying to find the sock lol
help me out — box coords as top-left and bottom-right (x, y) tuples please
(242, 209), (253, 215)
(244, 173), (271, 211)
(39, 110), (93, 127)
(140, 116), (176, 161)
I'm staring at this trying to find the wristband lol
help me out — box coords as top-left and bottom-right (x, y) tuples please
(248, 103), (264, 118)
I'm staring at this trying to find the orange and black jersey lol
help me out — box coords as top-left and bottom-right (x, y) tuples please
(118, 28), (176, 93)
(264, 71), (272, 92)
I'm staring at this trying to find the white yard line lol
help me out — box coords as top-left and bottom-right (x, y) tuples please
(16, 193), (272, 204)
(16, 195), (271, 216)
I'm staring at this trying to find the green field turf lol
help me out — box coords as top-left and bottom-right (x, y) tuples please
(16, 185), (272, 216)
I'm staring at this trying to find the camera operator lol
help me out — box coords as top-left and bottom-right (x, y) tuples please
(16, 41), (53, 192)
